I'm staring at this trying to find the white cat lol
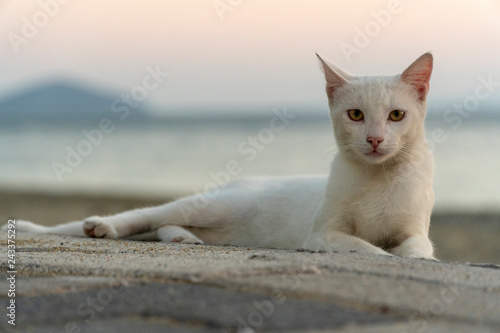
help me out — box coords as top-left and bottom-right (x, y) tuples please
(8, 52), (436, 259)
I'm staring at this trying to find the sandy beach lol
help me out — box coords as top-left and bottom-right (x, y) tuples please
(0, 232), (499, 332)
(1, 189), (499, 265)
(1, 190), (500, 332)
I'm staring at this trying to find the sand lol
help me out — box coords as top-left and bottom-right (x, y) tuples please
(1, 232), (499, 332)
(1, 189), (499, 264)
(1, 189), (500, 331)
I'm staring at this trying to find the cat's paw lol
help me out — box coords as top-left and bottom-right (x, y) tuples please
(157, 226), (203, 244)
(83, 217), (118, 239)
(171, 234), (203, 244)
(371, 247), (393, 257)
(390, 235), (435, 260)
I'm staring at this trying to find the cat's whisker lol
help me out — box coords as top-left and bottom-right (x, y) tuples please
(397, 146), (416, 161)
(321, 141), (338, 163)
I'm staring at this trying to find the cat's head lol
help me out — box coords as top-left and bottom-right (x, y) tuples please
(317, 53), (433, 165)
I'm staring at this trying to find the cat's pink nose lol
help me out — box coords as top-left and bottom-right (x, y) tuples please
(367, 136), (384, 149)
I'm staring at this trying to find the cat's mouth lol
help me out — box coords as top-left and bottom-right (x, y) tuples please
(367, 150), (384, 157)
(364, 149), (389, 162)
(349, 144), (395, 164)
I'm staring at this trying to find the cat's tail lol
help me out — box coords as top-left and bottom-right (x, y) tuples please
(2, 220), (86, 237)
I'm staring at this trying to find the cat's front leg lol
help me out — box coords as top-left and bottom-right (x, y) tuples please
(304, 231), (391, 256)
(389, 235), (436, 260)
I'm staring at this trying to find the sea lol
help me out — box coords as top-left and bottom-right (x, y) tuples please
(1, 109), (499, 213)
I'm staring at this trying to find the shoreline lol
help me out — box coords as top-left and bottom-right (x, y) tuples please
(1, 188), (499, 265)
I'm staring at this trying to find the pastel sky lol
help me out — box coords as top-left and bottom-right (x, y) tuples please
(1, 0), (500, 114)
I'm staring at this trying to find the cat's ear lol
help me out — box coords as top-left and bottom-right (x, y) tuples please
(400, 52), (433, 101)
(316, 53), (352, 100)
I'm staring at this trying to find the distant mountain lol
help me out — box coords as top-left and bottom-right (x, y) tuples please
(0, 81), (152, 125)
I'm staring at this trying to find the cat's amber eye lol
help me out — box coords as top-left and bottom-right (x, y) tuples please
(347, 109), (364, 121)
(389, 110), (405, 121)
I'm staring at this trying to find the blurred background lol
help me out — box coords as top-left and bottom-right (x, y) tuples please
(1, 0), (499, 263)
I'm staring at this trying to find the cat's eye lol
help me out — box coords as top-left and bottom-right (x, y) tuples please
(389, 110), (405, 121)
(347, 109), (364, 121)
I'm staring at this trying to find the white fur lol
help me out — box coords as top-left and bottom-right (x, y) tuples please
(5, 53), (436, 259)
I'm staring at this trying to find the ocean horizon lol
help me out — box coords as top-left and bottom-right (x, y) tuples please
(1, 109), (499, 214)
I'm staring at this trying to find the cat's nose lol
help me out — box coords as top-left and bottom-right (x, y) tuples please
(367, 136), (384, 149)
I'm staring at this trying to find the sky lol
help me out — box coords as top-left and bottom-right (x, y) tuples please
(1, 0), (500, 115)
